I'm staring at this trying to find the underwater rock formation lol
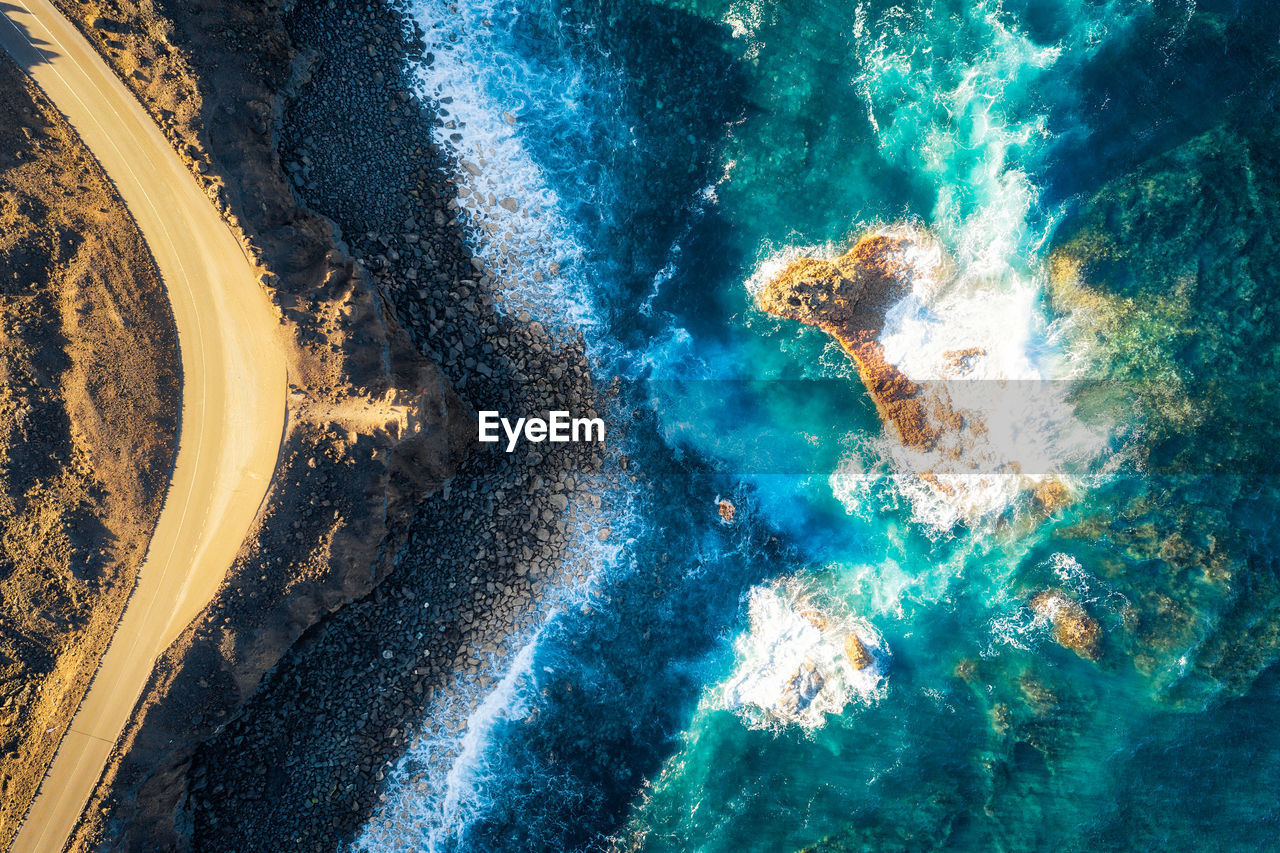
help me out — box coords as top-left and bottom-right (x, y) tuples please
(1031, 591), (1102, 660)
(1047, 121), (1280, 699)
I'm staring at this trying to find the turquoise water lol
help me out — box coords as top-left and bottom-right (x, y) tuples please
(355, 1), (1280, 850)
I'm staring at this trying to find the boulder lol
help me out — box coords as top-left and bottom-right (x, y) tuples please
(778, 659), (825, 715)
(1032, 478), (1072, 515)
(756, 233), (944, 449)
(1031, 590), (1101, 660)
(798, 607), (828, 632)
(717, 499), (736, 525)
(844, 633), (873, 670)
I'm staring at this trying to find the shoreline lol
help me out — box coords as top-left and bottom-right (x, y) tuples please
(186, 1), (616, 845)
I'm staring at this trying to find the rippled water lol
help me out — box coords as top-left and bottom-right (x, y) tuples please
(355, 1), (1280, 850)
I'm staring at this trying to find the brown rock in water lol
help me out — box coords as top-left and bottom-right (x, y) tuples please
(942, 347), (986, 376)
(756, 233), (945, 449)
(779, 659), (826, 715)
(717, 499), (736, 524)
(1032, 478), (1072, 514)
(798, 607), (829, 632)
(844, 632), (873, 670)
(1029, 473), (1070, 514)
(1031, 591), (1101, 660)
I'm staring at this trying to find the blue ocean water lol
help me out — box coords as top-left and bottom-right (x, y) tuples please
(356, 1), (1280, 850)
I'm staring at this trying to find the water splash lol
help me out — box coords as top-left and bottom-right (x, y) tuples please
(793, 1), (1144, 532)
(406, 0), (603, 332)
(720, 579), (888, 731)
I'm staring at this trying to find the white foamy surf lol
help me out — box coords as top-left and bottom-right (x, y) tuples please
(352, 498), (631, 853)
(351, 4), (639, 850)
(765, 1), (1146, 533)
(406, 0), (601, 333)
(721, 580), (888, 731)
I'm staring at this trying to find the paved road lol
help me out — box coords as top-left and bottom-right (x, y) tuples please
(0, 1), (288, 849)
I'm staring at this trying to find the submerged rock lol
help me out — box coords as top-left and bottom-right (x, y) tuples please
(1031, 591), (1102, 660)
(798, 607), (829, 632)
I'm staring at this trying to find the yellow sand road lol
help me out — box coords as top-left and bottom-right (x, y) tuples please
(0, 0), (287, 849)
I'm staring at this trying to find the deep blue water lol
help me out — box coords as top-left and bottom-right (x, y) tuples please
(355, 1), (1280, 850)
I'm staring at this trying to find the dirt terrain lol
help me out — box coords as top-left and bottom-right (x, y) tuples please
(0, 54), (178, 847)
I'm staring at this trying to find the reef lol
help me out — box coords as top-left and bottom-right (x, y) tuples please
(1031, 591), (1101, 660)
(1048, 114), (1280, 700)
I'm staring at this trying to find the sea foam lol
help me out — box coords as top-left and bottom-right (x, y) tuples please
(720, 580), (888, 731)
(792, 1), (1138, 534)
(405, 0), (601, 334)
(351, 4), (637, 847)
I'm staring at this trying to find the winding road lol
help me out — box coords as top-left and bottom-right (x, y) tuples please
(0, 0), (288, 849)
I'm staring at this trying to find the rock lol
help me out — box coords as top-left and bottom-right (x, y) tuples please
(1032, 478), (1072, 514)
(497, 197), (518, 212)
(1017, 670), (1059, 715)
(844, 633), (873, 670)
(716, 498), (735, 524)
(756, 232), (948, 450)
(798, 607), (828, 632)
(941, 346), (985, 376)
(1031, 590), (1101, 660)
(778, 659), (825, 715)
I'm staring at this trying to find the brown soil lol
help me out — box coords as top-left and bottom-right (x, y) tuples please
(0, 55), (179, 847)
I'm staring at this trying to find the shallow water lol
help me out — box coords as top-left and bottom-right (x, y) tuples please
(354, 1), (1280, 850)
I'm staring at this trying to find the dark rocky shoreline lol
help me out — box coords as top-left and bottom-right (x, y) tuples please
(44, 0), (613, 849)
